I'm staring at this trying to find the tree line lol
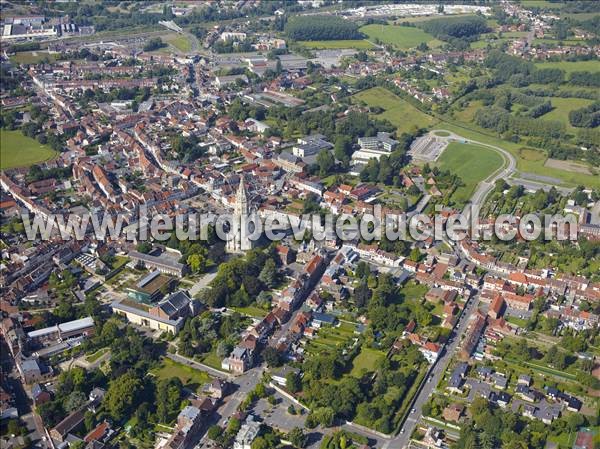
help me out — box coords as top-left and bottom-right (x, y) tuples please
(284, 15), (364, 41)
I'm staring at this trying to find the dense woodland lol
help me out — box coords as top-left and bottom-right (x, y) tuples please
(284, 15), (364, 41)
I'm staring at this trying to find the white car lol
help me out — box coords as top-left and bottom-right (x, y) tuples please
(400, 428), (405, 434)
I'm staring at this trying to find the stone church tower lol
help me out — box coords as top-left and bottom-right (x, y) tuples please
(227, 178), (255, 253)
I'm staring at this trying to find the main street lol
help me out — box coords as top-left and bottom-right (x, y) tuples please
(384, 292), (481, 449)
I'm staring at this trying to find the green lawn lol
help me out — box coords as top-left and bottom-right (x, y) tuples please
(534, 60), (600, 74)
(522, 0), (564, 8)
(350, 347), (386, 378)
(10, 51), (57, 65)
(436, 142), (504, 206)
(399, 281), (429, 301)
(353, 87), (438, 134)
(359, 24), (440, 49)
(1, 130), (57, 169)
(200, 349), (226, 371)
(151, 358), (211, 391)
(538, 97), (595, 131)
(231, 305), (268, 318)
(85, 347), (109, 363)
(166, 34), (192, 52)
(297, 40), (374, 50)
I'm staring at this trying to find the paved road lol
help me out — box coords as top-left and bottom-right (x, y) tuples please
(430, 130), (517, 221)
(384, 292), (481, 449)
(188, 270), (218, 297)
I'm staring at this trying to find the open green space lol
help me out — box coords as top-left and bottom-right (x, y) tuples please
(10, 51), (57, 65)
(165, 34), (192, 52)
(521, 0), (564, 8)
(350, 347), (386, 378)
(85, 347), (110, 363)
(150, 358), (211, 391)
(399, 281), (428, 301)
(353, 87), (438, 134)
(436, 142), (504, 206)
(359, 24), (441, 49)
(534, 60), (600, 74)
(297, 40), (374, 50)
(538, 97), (595, 131)
(1, 130), (57, 170)
(200, 349), (226, 371)
(434, 121), (600, 189)
(231, 305), (269, 318)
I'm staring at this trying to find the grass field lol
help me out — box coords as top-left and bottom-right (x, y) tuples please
(436, 142), (504, 206)
(353, 87), (438, 134)
(297, 40), (374, 50)
(434, 121), (600, 189)
(10, 51), (57, 65)
(151, 358), (211, 391)
(165, 34), (192, 52)
(522, 0), (563, 8)
(232, 305), (268, 318)
(1, 130), (57, 169)
(359, 24), (440, 49)
(534, 60), (600, 74)
(350, 347), (387, 378)
(539, 97), (595, 131)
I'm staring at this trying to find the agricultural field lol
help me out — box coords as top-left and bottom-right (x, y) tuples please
(534, 60), (600, 74)
(538, 97), (595, 131)
(150, 358), (211, 391)
(353, 87), (438, 134)
(0, 130), (57, 169)
(296, 40), (374, 50)
(436, 142), (505, 206)
(359, 24), (441, 49)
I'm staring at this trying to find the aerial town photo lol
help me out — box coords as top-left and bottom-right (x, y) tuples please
(0, 1), (599, 449)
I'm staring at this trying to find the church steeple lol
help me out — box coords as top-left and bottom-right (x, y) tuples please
(235, 177), (248, 216)
(227, 177), (254, 253)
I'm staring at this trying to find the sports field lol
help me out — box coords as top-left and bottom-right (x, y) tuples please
(534, 60), (600, 74)
(434, 122), (600, 189)
(359, 24), (440, 49)
(1, 130), (57, 169)
(436, 142), (504, 206)
(353, 87), (438, 134)
(297, 40), (374, 50)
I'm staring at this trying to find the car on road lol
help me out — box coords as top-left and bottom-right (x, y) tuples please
(411, 408), (416, 414)
(400, 428), (405, 434)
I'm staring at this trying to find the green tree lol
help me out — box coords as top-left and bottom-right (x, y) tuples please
(286, 371), (301, 393)
(104, 371), (144, 421)
(288, 427), (306, 448)
(259, 259), (277, 288)
(317, 149), (335, 176)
